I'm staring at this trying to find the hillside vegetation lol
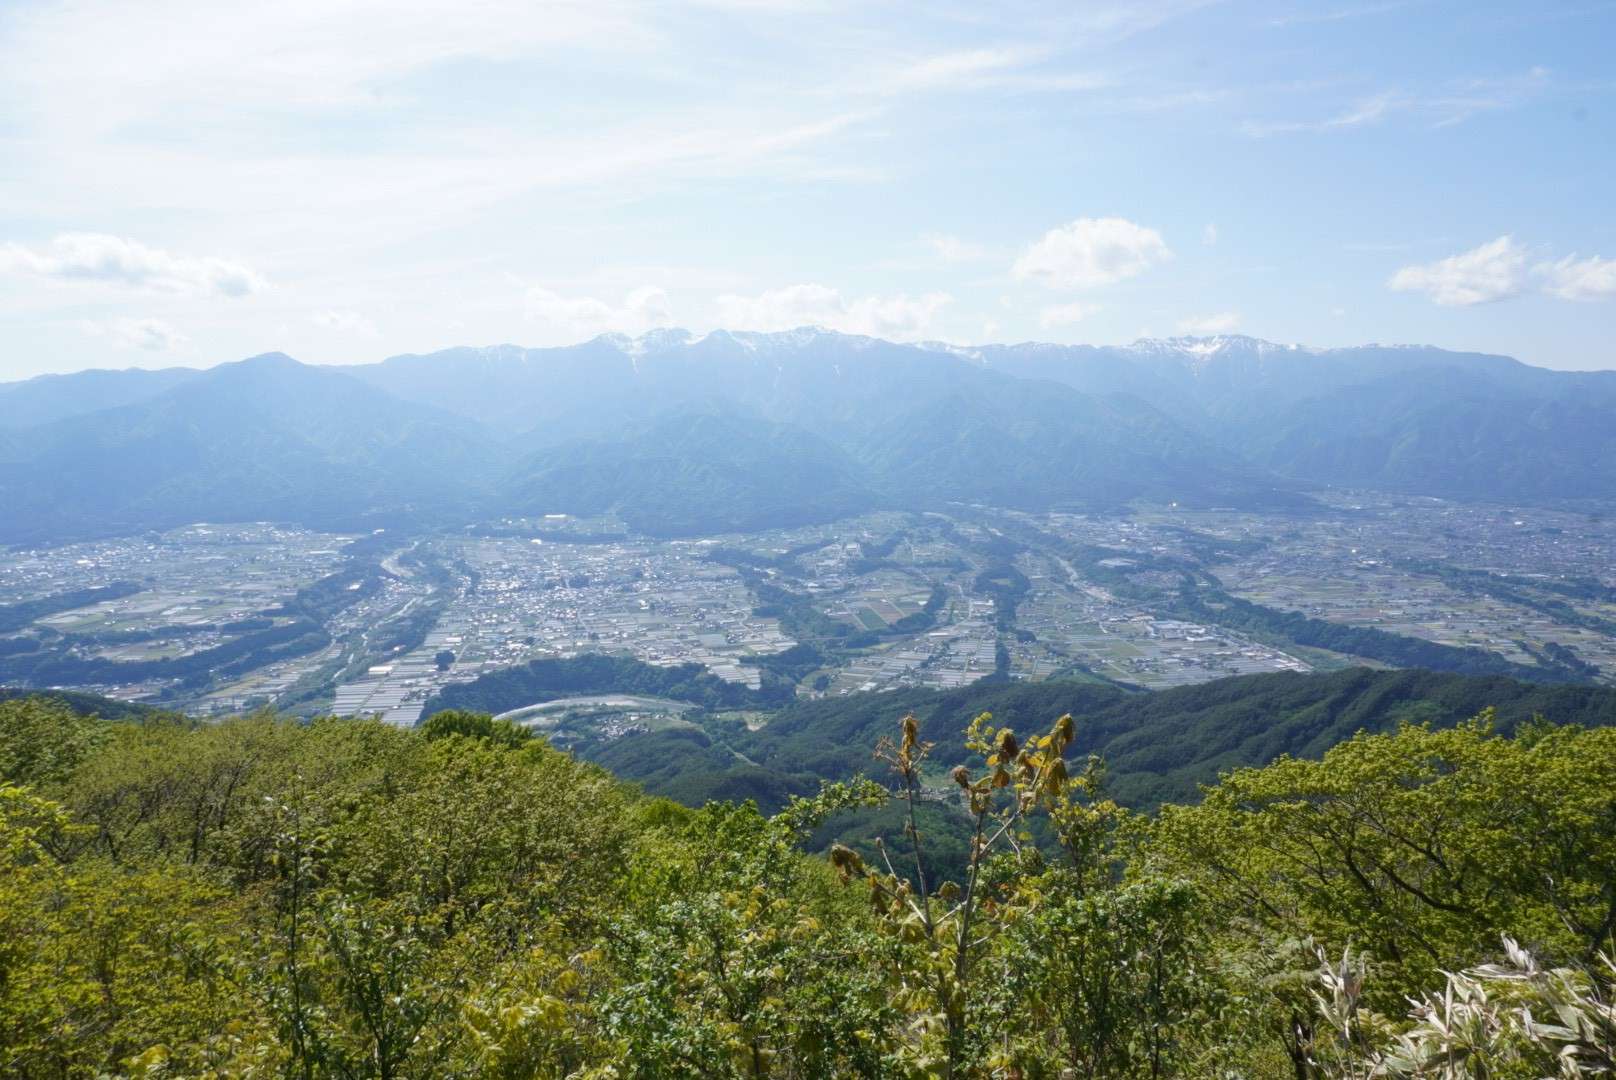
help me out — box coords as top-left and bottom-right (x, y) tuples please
(421, 653), (796, 715)
(3, 691), (1615, 1078)
(575, 665), (1616, 813)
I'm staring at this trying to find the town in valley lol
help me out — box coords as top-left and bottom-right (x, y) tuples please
(5, 494), (1613, 734)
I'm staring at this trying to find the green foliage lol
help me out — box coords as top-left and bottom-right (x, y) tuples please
(0, 618), (334, 693)
(973, 562), (1030, 631)
(4, 689), (1615, 1077)
(0, 581), (143, 633)
(740, 642), (827, 682)
(1150, 714), (1616, 1000)
(0, 695), (109, 785)
(421, 652), (792, 716)
(585, 667), (1616, 816)
(419, 708), (532, 747)
(999, 877), (1214, 1077)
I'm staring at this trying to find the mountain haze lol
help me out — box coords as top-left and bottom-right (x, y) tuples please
(0, 354), (498, 543)
(2, 330), (1611, 542)
(0, 365), (200, 430)
(973, 334), (1616, 501)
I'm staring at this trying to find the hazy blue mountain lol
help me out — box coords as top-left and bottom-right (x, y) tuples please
(4, 337), (1273, 543)
(344, 339), (652, 442)
(846, 375), (1298, 510)
(0, 366), (200, 429)
(352, 329), (1043, 447)
(362, 329), (1299, 518)
(0, 353), (506, 543)
(9, 329), (1615, 543)
(505, 410), (880, 535)
(969, 334), (1616, 501)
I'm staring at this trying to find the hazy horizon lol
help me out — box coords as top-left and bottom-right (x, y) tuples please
(10, 327), (1616, 384)
(2, 0), (1614, 380)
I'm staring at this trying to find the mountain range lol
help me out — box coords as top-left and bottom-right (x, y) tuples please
(2, 330), (1612, 542)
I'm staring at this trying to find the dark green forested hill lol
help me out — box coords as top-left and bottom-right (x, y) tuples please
(421, 652), (795, 715)
(583, 666), (1616, 812)
(0, 686), (167, 722)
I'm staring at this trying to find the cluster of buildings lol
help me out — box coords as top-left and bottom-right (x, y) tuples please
(1013, 557), (1311, 689)
(7, 500), (1615, 719)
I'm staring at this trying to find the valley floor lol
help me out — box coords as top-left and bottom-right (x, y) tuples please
(3, 493), (1614, 718)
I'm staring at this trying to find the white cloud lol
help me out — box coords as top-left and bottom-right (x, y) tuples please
(1268, 2), (1410, 28)
(87, 317), (189, 352)
(1388, 236), (1529, 306)
(1178, 311), (1240, 333)
(1429, 67), (1551, 128)
(874, 46), (1110, 97)
(1242, 71), (1547, 139)
(1202, 223), (1218, 246)
(0, 1), (880, 272)
(0, 233), (266, 296)
(1038, 301), (1102, 327)
(713, 284), (951, 340)
(524, 285), (673, 340)
(1241, 91), (1403, 137)
(1013, 217), (1172, 289)
(1536, 254), (1616, 301)
(313, 309), (380, 336)
(921, 232), (988, 264)
(882, 48), (1039, 94)
(4, 0), (647, 126)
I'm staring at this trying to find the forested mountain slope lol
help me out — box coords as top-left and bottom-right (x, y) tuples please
(584, 665), (1616, 811)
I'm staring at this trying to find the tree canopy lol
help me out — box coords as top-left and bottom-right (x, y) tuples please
(2, 692), (1614, 1078)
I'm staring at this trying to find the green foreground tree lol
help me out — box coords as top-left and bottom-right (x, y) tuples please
(2, 694), (1614, 1078)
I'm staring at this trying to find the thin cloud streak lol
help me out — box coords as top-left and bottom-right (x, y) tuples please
(1241, 91), (1404, 137)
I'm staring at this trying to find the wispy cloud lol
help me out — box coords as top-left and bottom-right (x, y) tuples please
(714, 284), (951, 339)
(2, 0), (652, 128)
(0, 234), (266, 296)
(1536, 254), (1616, 301)
(86, 316), (190, 352)
(1390, 237), (1616, 306)
(1242, 67), (1553, 137)
(866, 45), (1115, 101)
(525, 285), (674, 342)
(1178, 311), (1241, 333)
(921, 232), (990, 264)
(1241, 91), (1404, 137)
(881, 47), (1041, 93)
(1267, 2), (1411, 28)
(1345, 240), (1418, 254)
(1038, 301), (1102, 327)
(313, 309), (380, 337)
(1427, 67), (1551, 127)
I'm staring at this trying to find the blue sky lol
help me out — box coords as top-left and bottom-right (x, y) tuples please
(1, 0), (1613, 378)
